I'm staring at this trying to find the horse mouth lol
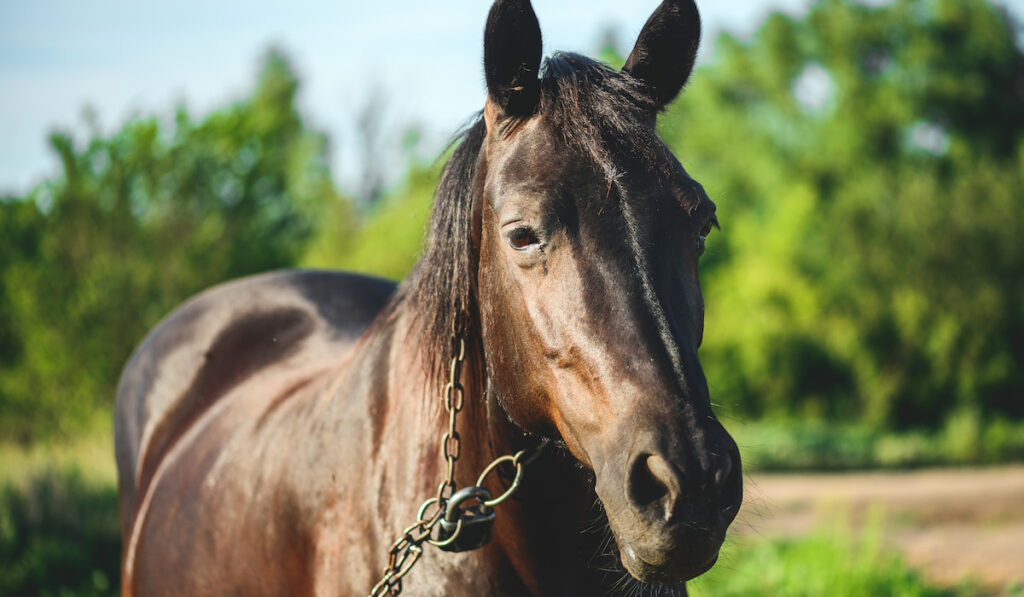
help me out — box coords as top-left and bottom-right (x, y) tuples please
(618, 539), (720, 584)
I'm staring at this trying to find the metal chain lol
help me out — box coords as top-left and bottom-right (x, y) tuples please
(437, 332), (467, 505)
(368, 323), (545, 597)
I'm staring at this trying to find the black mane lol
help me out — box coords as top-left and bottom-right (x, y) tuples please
(388, 52), (665, 392)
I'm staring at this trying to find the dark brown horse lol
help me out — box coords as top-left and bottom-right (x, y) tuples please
(114, 0), (742, 594)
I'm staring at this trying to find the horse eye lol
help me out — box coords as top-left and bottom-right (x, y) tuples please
(507, 227), (540, 250)
(697, 219), (715, 256)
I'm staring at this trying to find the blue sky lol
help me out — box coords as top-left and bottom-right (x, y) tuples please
(2, 0), (1022, 196)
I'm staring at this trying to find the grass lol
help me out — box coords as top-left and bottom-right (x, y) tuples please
(690, 507), (989, 597)
(0, 430), (120, 596)
(0, 426), (116, 489)
(0, 468), (120, 596)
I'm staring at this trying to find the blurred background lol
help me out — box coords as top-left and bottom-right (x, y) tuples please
(1, 0), (1023, 594)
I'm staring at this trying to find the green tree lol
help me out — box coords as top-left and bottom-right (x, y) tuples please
(659, 0), (1024, 428)
(0, 49), (349, 441)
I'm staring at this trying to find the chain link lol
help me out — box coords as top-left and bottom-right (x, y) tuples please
(368, 321), (545, 597)
(438, 333), (466, 502)
(369, 331), (465, 597)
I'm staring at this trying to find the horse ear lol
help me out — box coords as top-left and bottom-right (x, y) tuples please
(622, 0), (701, 109)
(484, 0), (542, 118)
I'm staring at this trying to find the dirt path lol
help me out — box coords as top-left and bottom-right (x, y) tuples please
(736, 466), (1024, 591)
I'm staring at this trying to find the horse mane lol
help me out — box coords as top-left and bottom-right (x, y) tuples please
(385, 52), (663, 394)
(383, 115), (487, 394)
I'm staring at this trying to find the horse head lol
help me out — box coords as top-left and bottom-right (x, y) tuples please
(472, 0), (742, 585)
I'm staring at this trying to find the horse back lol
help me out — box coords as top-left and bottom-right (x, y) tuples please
(113, 269), (396, 545)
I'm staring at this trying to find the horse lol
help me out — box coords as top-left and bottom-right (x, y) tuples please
(113, 0), (742, 594)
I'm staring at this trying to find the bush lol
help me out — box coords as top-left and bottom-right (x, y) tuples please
(0, 468), (120, 596)
(661, 0), (1024, 430)
(0, 49), (348, 441)
(731, 417), (1024, 471)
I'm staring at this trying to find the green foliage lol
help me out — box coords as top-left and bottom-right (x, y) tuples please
(0, 49), (348, 441)
(690, 508), (977, 596)
(657, 0), (1024, 430)
(0, 469), (120, 596)
(302, 161), (438, 280)
(731, 416), (1024, 471)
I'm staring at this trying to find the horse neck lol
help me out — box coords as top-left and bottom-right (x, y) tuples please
(354, 309), (623, 594)
(336, 309), (499, 510)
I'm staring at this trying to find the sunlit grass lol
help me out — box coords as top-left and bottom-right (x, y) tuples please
(0, 419), (116, 489)
(690, 507), (984, 597)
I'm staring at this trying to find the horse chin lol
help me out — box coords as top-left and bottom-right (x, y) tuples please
(612, 525), (722, 585)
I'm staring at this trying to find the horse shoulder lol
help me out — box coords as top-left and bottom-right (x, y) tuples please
(114, 268), (396, 541)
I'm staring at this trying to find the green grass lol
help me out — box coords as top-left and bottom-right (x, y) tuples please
(690, 508), (987, 597)
(0, 431), (120, 596)
(0, 426), (116, 489)
(0, 468), (120, 596)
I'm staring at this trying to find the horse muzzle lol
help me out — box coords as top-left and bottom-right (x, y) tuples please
(615, 518), (725, 584)
(595, 433), (743, 584)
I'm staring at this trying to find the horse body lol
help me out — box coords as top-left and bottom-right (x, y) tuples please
(115, 270), (391, 594)
(116, 270), (621, 595)
(117, 1), (743, 594)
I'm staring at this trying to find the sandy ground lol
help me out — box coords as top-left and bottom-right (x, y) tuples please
(735, 466), (1024, 592)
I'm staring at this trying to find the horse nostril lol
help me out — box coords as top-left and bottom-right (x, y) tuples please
(716, 446), (743, 518)
(627, 453), (680, 519)
(712, 451), (733, 488)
